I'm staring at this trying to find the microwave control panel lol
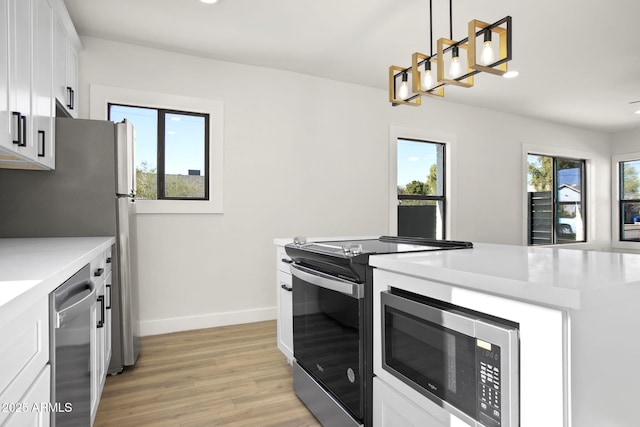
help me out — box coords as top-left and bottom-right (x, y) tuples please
(477, 341), (502, 427)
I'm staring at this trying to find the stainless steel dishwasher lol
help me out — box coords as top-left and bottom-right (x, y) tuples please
(50, 264), (95, 427)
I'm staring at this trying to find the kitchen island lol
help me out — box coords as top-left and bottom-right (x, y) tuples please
(370, 243), (640, 427)
(0, 237), (115, 426)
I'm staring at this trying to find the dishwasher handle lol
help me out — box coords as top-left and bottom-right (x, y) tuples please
(54, 280), (96, 329)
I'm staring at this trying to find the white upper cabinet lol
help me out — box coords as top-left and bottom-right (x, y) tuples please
(0, 0), (9, 157)
(0, 0), (80, 169)
(53, 0), (80, 119)
(32, 0), (55, 169)
(5, 0), (36, 162)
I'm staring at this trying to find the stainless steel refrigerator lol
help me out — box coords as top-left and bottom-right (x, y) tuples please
(0, 117), (141, 374)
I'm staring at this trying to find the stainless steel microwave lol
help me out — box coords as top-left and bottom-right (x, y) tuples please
(380, 288), (519, 427)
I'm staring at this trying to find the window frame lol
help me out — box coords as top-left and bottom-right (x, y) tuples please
(90, 85), (223, 214)
(396, 138), (446, 239)
(389, 126), (455, 239)
(526, 153), (587, 245)
(612, 152), (640, 247)
(108, 103), (211, 201)
(522, 144), (593, 247)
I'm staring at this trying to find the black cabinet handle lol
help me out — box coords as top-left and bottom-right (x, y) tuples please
(19, 115), (26, 147)
(66, 87), (72, 109)
(106, 284), (112, 309)
(281, 284), (293, 292)
(97, 295), (105, 328)
(106, 257), (112, 264)
(12, 112), (20, 144)
(281, 258), (293, 264)
(37, 130), (45, 157)
(94, 268), (104, 277)
(66, 87), (75, 110)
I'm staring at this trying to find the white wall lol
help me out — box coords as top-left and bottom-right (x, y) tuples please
(612, 128), (640, 154)
(78, 37), (613, 335)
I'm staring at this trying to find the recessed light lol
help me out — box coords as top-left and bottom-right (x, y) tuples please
(503, 70), (519, 79)
(199, 0), (218, 4)
(635, 110), (640, 115)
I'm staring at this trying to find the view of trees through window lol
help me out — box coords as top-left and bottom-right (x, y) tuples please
(109, 104), (209, 200)
(619, 160), (640, 241)
(396, 139), (444, 239)
(527, 154), (585, 245)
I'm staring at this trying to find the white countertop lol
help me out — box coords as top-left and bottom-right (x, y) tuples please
(0, 237), (115, 316)
(370, 243), (640, 310)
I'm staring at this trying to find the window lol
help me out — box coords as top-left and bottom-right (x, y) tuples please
(618, 159), (640, 241)
(90, 85), (223, 214)
(109, 104), (209, 201)
(527, 154), (586, 245)
(396, 139), (445, 239)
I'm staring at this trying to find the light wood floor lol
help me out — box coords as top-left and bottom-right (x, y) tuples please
(94, 320), (321, 427)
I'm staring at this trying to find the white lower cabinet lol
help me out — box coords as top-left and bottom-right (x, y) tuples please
(276, 269), (293, 362)
(90, 251), (111, 424)
(0, 296), (50, 426)
(2, 366), (51, 427)
(104, 271), (112, 378)
(373, 377), (446, 427)
(275, 245), (293, 363)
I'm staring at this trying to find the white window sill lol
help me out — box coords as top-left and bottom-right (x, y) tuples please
(610, 241), (640, 251)
(133, 199), (223, 214)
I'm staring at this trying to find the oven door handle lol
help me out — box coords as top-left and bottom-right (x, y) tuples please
(290, 264), (363, 299)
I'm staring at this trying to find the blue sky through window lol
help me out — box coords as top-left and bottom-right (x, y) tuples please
(397, 139), (438, 188)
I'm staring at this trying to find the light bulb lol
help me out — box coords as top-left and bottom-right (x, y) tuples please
(399, 80), (409, 99)
(449, 56), (462, 79)
(398, 72), (409, 99)
(481, 40), (495, 65)
(422, 70), (434, 90)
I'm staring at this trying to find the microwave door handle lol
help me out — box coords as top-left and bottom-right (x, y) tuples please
(290, 264), (362, 298)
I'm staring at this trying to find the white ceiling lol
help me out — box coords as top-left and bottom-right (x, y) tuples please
(63, 0), (640, 133)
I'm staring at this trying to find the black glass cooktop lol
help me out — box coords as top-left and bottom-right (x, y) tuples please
(285, 236), (473, 282)
(296, 236), (472, 257)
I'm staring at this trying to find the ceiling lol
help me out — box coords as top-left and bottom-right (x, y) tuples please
(63, 0), (640, 133)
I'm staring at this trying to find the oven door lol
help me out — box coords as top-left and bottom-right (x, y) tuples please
(291, 263), (365, 421)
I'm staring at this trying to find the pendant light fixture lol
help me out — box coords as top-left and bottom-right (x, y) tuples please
(389, 0), (512, 106)
(411, 0), (444, 98)
(436, 0), (473, 88)
(468, 17), (511, 75)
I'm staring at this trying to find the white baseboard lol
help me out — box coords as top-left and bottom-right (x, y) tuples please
(139, 306), (277, 336)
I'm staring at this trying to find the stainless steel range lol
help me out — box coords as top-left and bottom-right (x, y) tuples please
(285, 236), (473, 426)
